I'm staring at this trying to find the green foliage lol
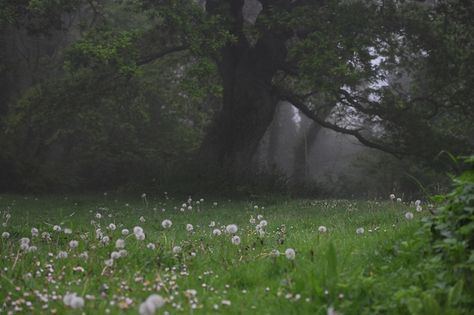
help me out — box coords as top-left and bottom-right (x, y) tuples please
(65, 29), (141, 75)
(428, 156), (474, 278)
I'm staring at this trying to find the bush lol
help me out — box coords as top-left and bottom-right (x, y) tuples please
(429, 156), (474, 276)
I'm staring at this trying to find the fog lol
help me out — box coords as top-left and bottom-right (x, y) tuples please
(256, 101), (370, 191)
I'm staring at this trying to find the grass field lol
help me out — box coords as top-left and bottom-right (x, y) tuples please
(0, 194), (465, 314)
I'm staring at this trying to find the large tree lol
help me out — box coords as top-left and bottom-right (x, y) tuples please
(130, 0), (472, 174)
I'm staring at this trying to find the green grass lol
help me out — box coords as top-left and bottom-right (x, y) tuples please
(0, 194), (467, 314)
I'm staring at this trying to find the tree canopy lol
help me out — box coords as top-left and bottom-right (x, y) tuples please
(0, 0), (472, 192)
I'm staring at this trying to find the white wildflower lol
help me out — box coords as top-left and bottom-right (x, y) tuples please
(356, 227), (365, 234)
(104, 259), (113, 267)
(285, 248), (296, 260)
(161, 219), (172, 229)
(133, 226), (143, 235)
(69, 240), (79, 249)
(231, 235), (241, 245)
(31, 228), (39, 237)
(70, 296), (84, 309)
(225, 224), (238, 234)
(405, 212), (414, 220)
(212, 229), (222, 236)
(270, 249), (280, 257)
(57, 251), (68, 259)
(318, 225), (328, 233)
(122, 229), (130, 236)
(147, 243), (156, 250)
(115, 239), (125, 249)
(186, 224), (194, 232)
(111, 251), (120, 260)
(101, 236), (110, 244)
(172, 246), (182, 254)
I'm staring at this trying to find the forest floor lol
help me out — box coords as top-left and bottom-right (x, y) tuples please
(0, 194), (464, 314)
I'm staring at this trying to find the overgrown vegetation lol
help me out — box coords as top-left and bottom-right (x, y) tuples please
(428, 156), (474, 292)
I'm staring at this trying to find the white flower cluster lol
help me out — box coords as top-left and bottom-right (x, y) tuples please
(63, 293), (85, 309)
(139, 294), (165, 315)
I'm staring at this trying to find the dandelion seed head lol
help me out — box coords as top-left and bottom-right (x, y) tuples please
(231, 235), (241, 245)
(161, 219), (172, 229)
(69, 240), (79, 249)
(225, 224), (238, 234)
(318, 225), (328, 233)
(115, 239), (125, 249)
(285, 248), (296, 260)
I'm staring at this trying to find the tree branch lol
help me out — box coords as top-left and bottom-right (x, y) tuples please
(137, 45), (188, 66)
(277, 91), (403, 157)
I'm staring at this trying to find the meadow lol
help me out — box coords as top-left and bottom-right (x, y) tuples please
(0, 194), (466, 314)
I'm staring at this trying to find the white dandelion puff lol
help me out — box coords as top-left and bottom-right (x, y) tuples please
(226, 224), (238, 234)
(318, 226), (328, 233)
(270, 249), (280, 257)
(133, 226), (143, 235)
(172, 246), (182, 254)
(147, 243), (156, 250)
(231, 235), (241, 245)
(111, 251), (120, 260)
(135, 232), (146, 241)
(57, 251), (68, 259)
(285, 248), (296, 260)
(115, 239), (125, 249)
(161, 219), (172, 229)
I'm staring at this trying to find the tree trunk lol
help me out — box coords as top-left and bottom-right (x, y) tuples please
(200, 2), (287, 176)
